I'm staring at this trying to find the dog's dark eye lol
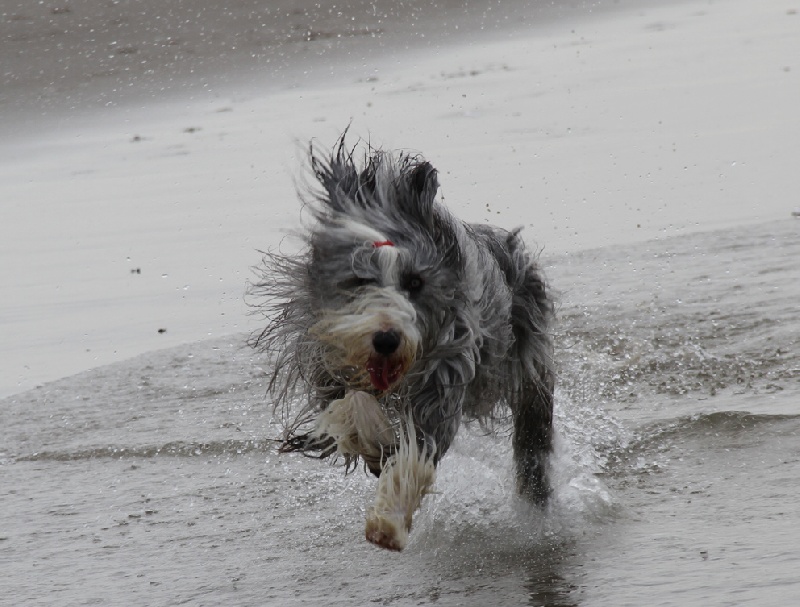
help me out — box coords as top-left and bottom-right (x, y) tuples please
(403, 273), (424, 295)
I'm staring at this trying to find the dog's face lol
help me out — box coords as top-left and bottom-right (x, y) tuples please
(309, 236), (419, 391)
(303, 177), (468, 395)
(306, 215), (463, 393)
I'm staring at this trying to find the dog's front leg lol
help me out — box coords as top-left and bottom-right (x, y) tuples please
(364, 364), (468, 550)
(365, 421), (436, 551)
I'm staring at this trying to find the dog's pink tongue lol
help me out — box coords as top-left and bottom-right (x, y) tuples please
(366, 357), (396, 391)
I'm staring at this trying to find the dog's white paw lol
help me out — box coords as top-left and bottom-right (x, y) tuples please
(365, 509), (409, 552)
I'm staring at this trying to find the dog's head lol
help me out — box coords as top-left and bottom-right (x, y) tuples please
(304, 142), (465, 394)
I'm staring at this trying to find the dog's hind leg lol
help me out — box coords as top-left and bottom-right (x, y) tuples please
(511, 376), (554, 502)
(504, 233), (555, 503)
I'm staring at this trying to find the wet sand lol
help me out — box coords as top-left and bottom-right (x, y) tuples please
(1, 0), (584, 133)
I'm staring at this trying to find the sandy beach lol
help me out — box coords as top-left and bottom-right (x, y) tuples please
(2, 0), (797, 398)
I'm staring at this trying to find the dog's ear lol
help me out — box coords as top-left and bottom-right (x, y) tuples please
(403, 161), (462, 267)
(410, 161), (437, 193)
(407, 161), (439, 216)
(397, 160), (439, 227)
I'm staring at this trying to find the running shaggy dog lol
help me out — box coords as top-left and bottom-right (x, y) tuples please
(249, 136), (555, 551)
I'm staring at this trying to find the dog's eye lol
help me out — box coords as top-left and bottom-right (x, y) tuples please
(403, 274), (424, 295)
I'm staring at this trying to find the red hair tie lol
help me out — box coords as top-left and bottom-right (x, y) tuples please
(372, 240), (395, 248)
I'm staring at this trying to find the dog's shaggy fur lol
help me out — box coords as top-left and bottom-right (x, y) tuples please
(249, 135), (555, 551)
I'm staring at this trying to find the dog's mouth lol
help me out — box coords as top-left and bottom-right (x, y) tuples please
(366, 355), (404, 391)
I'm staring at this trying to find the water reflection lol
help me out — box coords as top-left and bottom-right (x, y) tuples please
(526, 567), (579, 607)
(517, 539), (580, 607)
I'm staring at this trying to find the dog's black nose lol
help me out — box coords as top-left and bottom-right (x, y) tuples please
(372, 330), (401, 356)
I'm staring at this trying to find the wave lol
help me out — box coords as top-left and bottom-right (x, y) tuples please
(552, 218), (800, 405)
(638, 410), (800, 438)
(13, 438), (280, 463)
(601, 411), (800, 476)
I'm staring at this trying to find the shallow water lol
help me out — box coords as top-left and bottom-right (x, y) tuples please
(2, 218), (799, 606)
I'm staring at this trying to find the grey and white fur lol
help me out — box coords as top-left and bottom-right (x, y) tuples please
(249, 135), (555, 551)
